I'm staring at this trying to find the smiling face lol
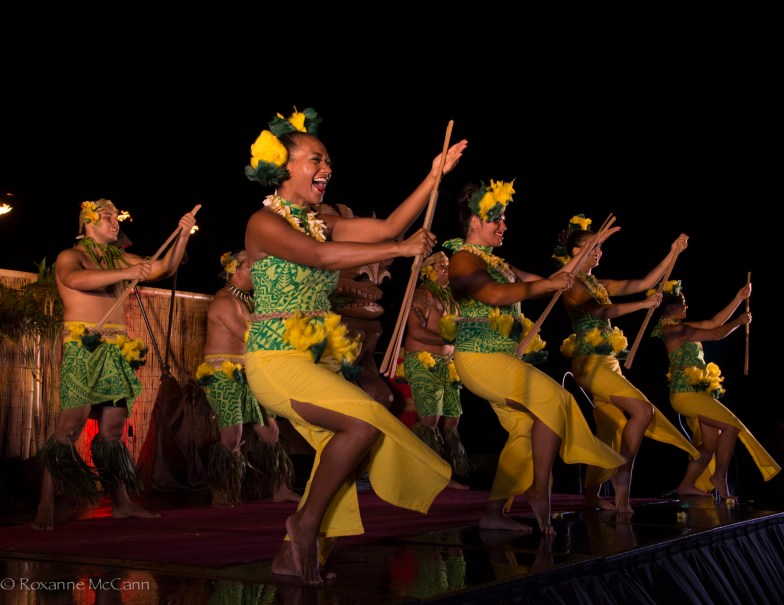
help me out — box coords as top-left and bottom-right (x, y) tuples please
(572, 236), (603, 271)
(468, 214), (507, 247)
(84, 207), (120, 245)
(277, 134), (332, 206)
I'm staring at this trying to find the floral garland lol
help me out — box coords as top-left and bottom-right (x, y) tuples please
(79, 200), (132, 229)
(64, 323), (148, 369)
(651, 316), (681, 338)
(577, 272), (610, 304)
(196, 360), (245, 386)
(447, 242), (516, 284)
(263, 195), (327, 242)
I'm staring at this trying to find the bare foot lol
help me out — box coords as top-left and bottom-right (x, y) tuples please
(583, 492), (617, 511)
(447, 479), (469, 490)
(271, 515), (322, 585)
(272, 486), (302, 503)
(112, 501), (161, 520)
(677, 485), (713, 497)
(211, 493), (236, 508)
(524, 489), (555, 536)
(709, 474), (732, 500)
(31, 510), (54, 531)
(610, 472), (633, 513)
(479, 514), (533, 532)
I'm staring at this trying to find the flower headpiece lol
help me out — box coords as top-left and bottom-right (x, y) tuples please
(245, 107), (322, 188)
(646, 279), (682, 302)
(420, 251), (447, 283)
(552, 214), (592, 267)
(77, 199), (132, 239)
(219, 250), (247, 280)
(469, 179), (515, 223)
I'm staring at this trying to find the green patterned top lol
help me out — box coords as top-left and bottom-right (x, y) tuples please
(454, 243), (521, 355)
(246, 202), (338, 352)
(666, 340), (710, 394)
(567, 272), (617, 357)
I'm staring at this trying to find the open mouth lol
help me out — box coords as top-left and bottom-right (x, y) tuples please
(313, 175), (330, 194)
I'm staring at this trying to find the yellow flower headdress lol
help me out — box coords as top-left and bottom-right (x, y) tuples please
(245, 107), (322, 188)
(78, 199), (132, 238)
(646, 279), (683, 300)
(468, 179), (515, 222)
(552, 214), (592, 267)
(219, 250), (247, 280)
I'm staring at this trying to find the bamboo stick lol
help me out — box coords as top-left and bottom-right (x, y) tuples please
(380, 122), (454, 378)
(744, 271), (751, 375)
(95, 205), (201, 330)
(623, 249), (680, 369)
(514, 214), (615, 358)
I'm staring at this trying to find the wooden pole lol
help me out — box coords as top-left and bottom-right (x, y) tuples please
(744, 271), (751, 375)
(514, 214), (615, 358)
(380, 122), (454, 378)
(95, 205), (201, 330)
(623, 250), (679, 370)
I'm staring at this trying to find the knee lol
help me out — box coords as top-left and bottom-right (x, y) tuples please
(355, 422), (380, 446)
(419, 416), (439, 429)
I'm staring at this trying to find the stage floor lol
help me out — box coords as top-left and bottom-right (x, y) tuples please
(1, 484), (783, 605)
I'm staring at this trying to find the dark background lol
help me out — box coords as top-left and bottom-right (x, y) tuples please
(0, 28), (778, 501)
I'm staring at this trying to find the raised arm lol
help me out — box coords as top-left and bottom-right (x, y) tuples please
(606, 234), (688, 297)
(328, 140), (468, 243)
(147, 211), (198, 280)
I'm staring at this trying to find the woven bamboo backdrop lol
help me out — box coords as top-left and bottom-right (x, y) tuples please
(0, 269), (213, 464)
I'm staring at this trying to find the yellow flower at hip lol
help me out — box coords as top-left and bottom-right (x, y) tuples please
(66, 322), (87, 343)
(609, 327), (628, 354)
(520, 315), (546, 354)
(417, 351), (436, 370)
(196, 362), (215, 381)
(584, 327), (606, 348)
(322, 313), (361, 366)
(250, 130), (288, 168)
(284, 311), (328, 352)
(221, 360), (242, 381)
(438, 314), (458, 343)
(489, 308), (515, 338)
(395, 361), (407, 381)
(560, 333), (577, 358)
(447, 360), (460, 382)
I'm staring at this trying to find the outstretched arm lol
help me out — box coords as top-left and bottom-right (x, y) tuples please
(148, 211), (198, 280)
(328, 140), (468, 243)
(606, 234), (688, 296)
(449, 251), (573, 307)
(687, 283), (751, 330)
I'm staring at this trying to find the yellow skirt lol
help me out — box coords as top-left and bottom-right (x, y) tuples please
(245, 349), (452, 538)
(572, 355), (699, 486)
(671, 391), (781, 487)
(454, 352), (625, 502)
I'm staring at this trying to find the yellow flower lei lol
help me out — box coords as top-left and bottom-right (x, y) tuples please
(264, 195), (327, 243)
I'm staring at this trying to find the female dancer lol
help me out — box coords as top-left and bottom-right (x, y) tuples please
(243, 107), (468, 585)
(555, 217), (698, 512)
(653, 280), (780, 499)
(446, 181), (626, 536)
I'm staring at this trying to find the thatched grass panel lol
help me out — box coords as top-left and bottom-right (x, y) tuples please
(0, 269), (213, 465)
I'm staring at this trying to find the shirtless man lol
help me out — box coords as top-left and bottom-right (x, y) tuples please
(402, 252), (469, 487)
(198, 250), (300, 507)
(32, 198), (196, 530)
